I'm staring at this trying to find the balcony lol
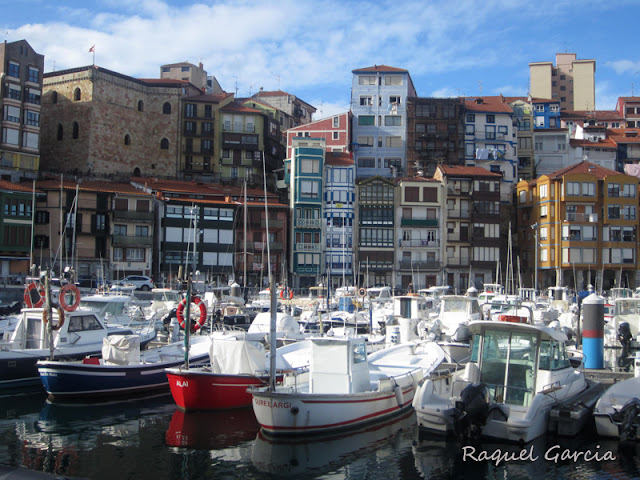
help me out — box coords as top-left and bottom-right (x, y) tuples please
(296, 218), (321, 228)
(565, 213), (598, 223)
(400, 218), (438, 227)
(447, 232), (470, 242)
(112, 210), (153, 223)
(398, 239), (440, 248)
(112, 235), (153, 247)
(222, 132), (259, 149)
(447, 187), (471, 197)
(399, 260), (441, 270)
(447, 209), (471, 219)
(261, 219), (284, 229)
(468, 132), (509, 142)
(223, 124), (256, 134)
(295, 243), (321, 252)
(446, 256), (470, 267)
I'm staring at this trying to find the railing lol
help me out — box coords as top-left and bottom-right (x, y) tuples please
(400, 218), (438, 227)
(398, 239), (440, 247)
(296, 218), (321, 228)
(112, 210), (153, 222)
(447, 188), (471, 196)
(295, 243), (321, 252)
(446, 256), (470, 266)
(565, 213), (598, 222)
(447, 233), (470, 242)
(447, 209), (471, 219)
(223, 124), (256, 133)
(399, 260), (441, 270)
(112, 235), (153, 247)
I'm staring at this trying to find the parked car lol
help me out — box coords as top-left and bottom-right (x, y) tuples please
(115, 275), (154, 291)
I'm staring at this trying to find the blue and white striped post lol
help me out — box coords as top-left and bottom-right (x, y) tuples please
(582, 293), (604, 369)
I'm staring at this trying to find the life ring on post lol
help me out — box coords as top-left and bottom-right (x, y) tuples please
(358, 288), (366, 297)
(279, 288), (294, 300)
(59, 283), (81, 312)
(43, 307), (65, 331)
(176, 296), (207, 333)
(24, 282), (46, 308)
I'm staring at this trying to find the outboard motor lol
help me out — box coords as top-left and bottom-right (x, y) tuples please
(618, 322), (633, 351)
(611, 398), (640, 443)
(453, 383), (489, 441)
(162, 307), (178, 331)
(452, 324), (471, 343)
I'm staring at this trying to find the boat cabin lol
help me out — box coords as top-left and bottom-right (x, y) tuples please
(309, 337), (369, 394)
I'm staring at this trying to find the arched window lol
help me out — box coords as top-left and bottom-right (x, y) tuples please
(163, 102), (171, 114)
(57, 124), (63, 140)
(73, 88), (81, 101)
(160, 138), (169, 150)
(72, 121), (79, 139)
(133, 167), (141, 177)
(52, 91), (58, 104)
(124, 134), (131, 145)
(138, 100), (144, 112)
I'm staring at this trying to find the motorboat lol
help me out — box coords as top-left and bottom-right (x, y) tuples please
(37, 335), (211, 400)
(250, 336), (444, 436)
(166, 333), (311, 411)
(413, 314), (592, 443)
(0, 307), (151, 390)
(604, 297), (640, 349)
(593, 354), (640, 441)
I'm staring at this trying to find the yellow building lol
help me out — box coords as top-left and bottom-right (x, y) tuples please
(517, 161), (639, 292)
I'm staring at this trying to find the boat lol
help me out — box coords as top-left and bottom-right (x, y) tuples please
(593, 353), (640, 441)
(250, 336), (444, 437)
(603, 296), (640, 349)
(166, 334), (311, 411)
(0, 307), (151, 390)
(36, 335), (211, 400)
(412, 311), (593, 443)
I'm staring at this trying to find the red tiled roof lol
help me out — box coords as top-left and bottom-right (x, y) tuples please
(463, 97), (512, 113)
(607, 128), (640, 144)
(35, 179), (153, 196)
(438, 165), (502, 177)
(546, 161), (620, 180)
(397, 176), (439, 183)
(187, 92), (233, 103)
(569, 138), (617, 148)
(562, 110), (623, 121)
(352, 65), (408, 73)
(130, 177), (280, 202)
(325, 152), (353, 166)
(221, 102), (262, 114)
(253, 90), (292, 97)
(3, 180), (42, 194)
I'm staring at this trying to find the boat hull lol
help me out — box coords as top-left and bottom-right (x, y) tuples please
(251, 383), (417, 436)
(166, 368), (267, 411)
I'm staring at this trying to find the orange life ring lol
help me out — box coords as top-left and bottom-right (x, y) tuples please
(24, 282), (45, 308)
(358, 288), (366, 297)
(279, 288), (293, 300)
(176, 296), (207, 333)
(59, 283), (81, 312)
(43, 307), (65, 331)
(499, 314), (528, 324)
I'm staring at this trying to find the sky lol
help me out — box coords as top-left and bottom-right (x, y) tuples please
(2, 0), (640, 119)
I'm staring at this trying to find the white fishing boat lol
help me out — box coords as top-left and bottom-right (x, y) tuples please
(604, 297), (640, 349)
(413, 313), (592, 443)
(250, 336), (444, 436)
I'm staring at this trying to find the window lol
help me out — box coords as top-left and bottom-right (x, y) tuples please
(72, 122), (79, 139)
(385, 115), (402, 126)
(300, 159), (320, 173)
(4, 105), (20, 123)
(358, 157), (375, 168)
(332, 131), (339, 140)
(623, 184), (636, 198)
(137, 100), (144, 112)
(384, 75), (402, 86)
(113, 224), (127, 236)
(124, 134), (131, 145)
(360, 96), (373, 106)
(623, 205), (636, 220)
(566, 182), (580, 196)
(466, 114), (475, 122)
(333, 117), (340, 128)
(2, 128), (19, 145)
(582, 182), (595, 196)
(485, 125), (496, 140)
(23, 131), (38, 149)
(25, 88), (40, 104)
(163, 102), (171, 114)
(135, 225), (149, 237)
(608, 205), (621, 220)
(385, 136), (402, 148)
(535, 104), (545, 112)
(486, 114), (495, 123)
(608, 183), (620, 197)
(389, 95), (401, 105)
(300, 180), (319, 198)
(160, 138), (169, 149)
(540, 205), (548, 217)
(74, 88), (81, 101)
(539, 184), (548, 198)
(8, 62), (19, 78)
(358, 115), (375, 126)
(357, 136), (374, 147)
(185, 104), (196, 117)
(24, 110), (39, 126)
(7, 83), (21, 100)
(465, 124), (475, 135)
(204, 105), (212, 118)
(358, 75), (376, 85)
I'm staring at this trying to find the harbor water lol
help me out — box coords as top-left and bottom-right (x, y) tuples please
(1, 377), (640, 479)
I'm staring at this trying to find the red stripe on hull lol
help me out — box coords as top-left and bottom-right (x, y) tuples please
(167, 371), (266, 411)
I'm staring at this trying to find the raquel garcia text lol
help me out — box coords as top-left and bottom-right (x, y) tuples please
(462, 445), (615, 466)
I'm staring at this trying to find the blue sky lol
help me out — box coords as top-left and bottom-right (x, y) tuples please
(2, 0), (640, 118)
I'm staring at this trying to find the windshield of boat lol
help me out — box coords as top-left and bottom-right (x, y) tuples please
(152, 291), (181, 302)
(79, 299), (128, 315)
(442, 298), (466, 312)
(615, 300), (640, 316)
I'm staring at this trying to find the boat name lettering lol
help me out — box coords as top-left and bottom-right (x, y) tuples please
(544, 445), (616, 463)
(255, 398), (292, 409)
(462, 445), (538, 465)
(176, 380), (188, 387)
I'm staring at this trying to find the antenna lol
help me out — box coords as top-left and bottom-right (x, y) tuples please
(478, 81), (483, 96)
(233, 75), (238, 97)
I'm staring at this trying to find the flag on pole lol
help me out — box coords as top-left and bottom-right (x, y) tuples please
(89, 45), (95, 53)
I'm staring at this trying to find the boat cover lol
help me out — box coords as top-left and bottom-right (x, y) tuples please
(102, 335), (141, 365)
(209, 338), (266, 375)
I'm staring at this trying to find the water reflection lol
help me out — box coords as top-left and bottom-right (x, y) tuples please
(251, 410), (417, 477)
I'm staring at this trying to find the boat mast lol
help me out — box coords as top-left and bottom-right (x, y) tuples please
(243, 180), (247, 294)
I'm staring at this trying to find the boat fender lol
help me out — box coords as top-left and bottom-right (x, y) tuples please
(59, 283), (81, 312)
(43, 307), (65, 331)
(24, 282), (45, 308)
(394, 382), (404, 407)
(290, 406), (299, 415)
